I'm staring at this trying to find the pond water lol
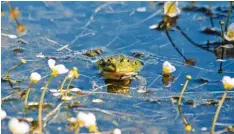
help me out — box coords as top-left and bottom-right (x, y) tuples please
(1, 1), (234, 134)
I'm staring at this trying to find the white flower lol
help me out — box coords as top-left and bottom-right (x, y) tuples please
(77, 112), (96, 127)
(222, 76), (234, 90)
(1, 109), (7, 120)
(162, 61), (176, 74)
(30, 72), (41, 84)
(48, 59), (69, 76)
(164, 1), (181, 18)
(224, 23), (234, 41)
(112, 128), (121, 134)
(8, 118), (30, 134)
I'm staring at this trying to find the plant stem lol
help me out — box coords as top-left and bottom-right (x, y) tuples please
(178, 76), (191, 124)
(218, 22), (225, 73)
(176, 25), (213, 52)
(208, 2), (214, 28)
(38, 75), (54, 134)
(210, 90), (227, 134)
(165, 29), (188, 61)
(24, 82), (34, 108)
(225, 2), (232, 31)
(75, 126), (80, 134)
(60, 76), (68, 95)
(65, 77), (74, 98)
(2, 63), (22, 80)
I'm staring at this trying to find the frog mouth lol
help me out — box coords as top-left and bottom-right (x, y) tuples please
(101, 71), (138, 80)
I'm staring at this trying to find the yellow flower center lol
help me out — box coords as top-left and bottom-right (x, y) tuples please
(88, 125), (99, 133)
(224, 83), (233, 90)
(165, 2), (177, 15)
(77, 120), (85, 127)
(30, 79), (38, 84)
(163, 67), (170, 74)
(227, 30), (234, 39)
(51, 68), (59, 77)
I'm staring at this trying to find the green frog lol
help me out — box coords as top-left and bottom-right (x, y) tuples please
(96, 55), (144, 80)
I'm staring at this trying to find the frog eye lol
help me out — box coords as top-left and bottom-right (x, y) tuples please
(107, 59), (111, 63)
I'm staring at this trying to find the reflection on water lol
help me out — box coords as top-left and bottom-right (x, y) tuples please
(105, 79), (131, 94)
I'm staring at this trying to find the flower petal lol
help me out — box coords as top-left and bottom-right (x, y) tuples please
(55, 64), (69, 74)
(48, 59), (56, 69)
(228, 23), (234, 31)
(222, 76), (231, 84)
(77, 112), (88, 122)
(30, 72), (41, 82)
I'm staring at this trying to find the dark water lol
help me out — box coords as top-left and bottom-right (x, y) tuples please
(1, 1), (234, 134)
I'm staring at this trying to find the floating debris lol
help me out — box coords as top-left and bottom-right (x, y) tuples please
(201, 27), (220, 36)
(84, 48), (103, 57)
(92, 99), (103, 103)
(12, 47), (24, 53)
(136, 7), (147, 12)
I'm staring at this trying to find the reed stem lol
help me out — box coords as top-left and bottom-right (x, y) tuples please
(60, 76), (68, 95)
(224, 2), (232, 31)
(24, 82), (34, 108)
(210, 90), (227, 134)
(38, 75), (54, 134)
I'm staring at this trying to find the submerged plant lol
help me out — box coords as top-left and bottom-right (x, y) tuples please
(178, 75), (192, 133)
(24, 72), (41, 108)
(2, 59), (27, 85)
(6, 2), (27, 35)
(211, 76), (234, 134)
(37, 59), (68, 134)
(63, 67), (79, 99)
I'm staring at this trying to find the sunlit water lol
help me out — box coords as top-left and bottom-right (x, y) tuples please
(1, 1), (234, 134)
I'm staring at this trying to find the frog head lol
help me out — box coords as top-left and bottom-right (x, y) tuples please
(97, 55), (143, 74)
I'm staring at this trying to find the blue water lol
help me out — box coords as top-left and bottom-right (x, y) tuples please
(1, 1), (234, 134)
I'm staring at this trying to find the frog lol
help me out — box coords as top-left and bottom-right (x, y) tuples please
(96, 54), (145, 94)
(96, 55), (144, 80)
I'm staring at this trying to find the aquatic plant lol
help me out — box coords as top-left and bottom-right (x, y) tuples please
(211, 76), (234, 134)
(162, 61), (176, 74)
(2, 59), (27, 86)
(37, 59), (68, 134)
(178, 75), (192, 133)
(24, 72), (41, 108)
(5, 2), (26, 35)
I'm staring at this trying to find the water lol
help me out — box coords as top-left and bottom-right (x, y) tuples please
(1, 1), (234, 134)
